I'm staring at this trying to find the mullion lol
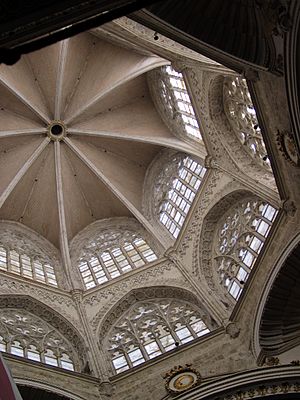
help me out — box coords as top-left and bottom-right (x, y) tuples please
(87, 260), (99, 285)
(184, 119), (199, 129)
(179, 172), (201, 190)
(164, 210), (183, 231)
(98, 254), (113, 280)
(42, 263), (50, 285)
(252, 226), (268, 241)
(167, 198), (187, 219)
(18, 253), (23, 277)
(175, 178), (194, 197)
(121, 246), (136, 270)
(109, 251), (124, 275)
(131, 242), (147, 264)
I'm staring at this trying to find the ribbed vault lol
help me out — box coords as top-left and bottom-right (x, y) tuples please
(0, 30), (205, 265)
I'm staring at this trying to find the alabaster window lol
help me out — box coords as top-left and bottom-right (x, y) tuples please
(224, 76), (270, 167)
(108, 299), (210, 374)
(215, 199), (277, 300)
(78, 234), (157, 289)
(0, 246), (57, 287)
(162, 65), (202, 140)
(159, 156), (206, 238)
(0, 309), (75, 371)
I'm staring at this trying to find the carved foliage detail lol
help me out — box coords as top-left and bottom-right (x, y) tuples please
(0, 296), (86, 368)
(0, 308), (77, 371)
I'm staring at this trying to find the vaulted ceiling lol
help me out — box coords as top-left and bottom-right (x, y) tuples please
(0, 30), (196, 250)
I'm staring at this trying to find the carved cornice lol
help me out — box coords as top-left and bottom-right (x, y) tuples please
(173, 365), (300, 400)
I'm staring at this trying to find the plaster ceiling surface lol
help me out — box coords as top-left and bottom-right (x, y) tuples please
(0, 30), (197, 250)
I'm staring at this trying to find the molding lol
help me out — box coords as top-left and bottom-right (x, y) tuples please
(99, 17), (233, 75)
(97, 285), (216, 341)
(70, 216), (164, 264)
(0, 220), (68, 290)
(252, 230), (300, 360)
(0, 294), (86, 368)
(175, 365), (300, 400)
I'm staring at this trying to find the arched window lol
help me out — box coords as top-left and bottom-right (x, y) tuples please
(215, 199), (277, 299)
(77, 231), (158, 290)
(108, 298), (210, 374)
(0, 246), (57, 287)
(161, 65), (202, 140)
(158, 155), (206, 238)
(0, 309), (76, 371)
(223, 76), (270, 168)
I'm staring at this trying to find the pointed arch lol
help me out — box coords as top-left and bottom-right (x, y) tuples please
(198, 190), (277, 305)
(208, 74), (276, 191)
(0, 295), (86, 372)
(143, 149), (206, 241)
(253, 233), (300, 361)
(70, 217), (162, 289)
(98, 286), (218, 374)
(0, 221), (67, 288)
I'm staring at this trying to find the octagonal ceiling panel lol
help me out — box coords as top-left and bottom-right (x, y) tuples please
(0, 29), (201, 253)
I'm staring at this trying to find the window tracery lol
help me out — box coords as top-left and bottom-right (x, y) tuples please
(107, 299), (210, 374)
(162, 65), (202, 140)
(223, 77), (270, 168)
(0, 246), (57, 286)
(76, 229), (158, 290)
(0, 309), (76, 371)
(158, 154), (206, 238)
(148, 65), (203, 143)
(215, 199), (277, 299)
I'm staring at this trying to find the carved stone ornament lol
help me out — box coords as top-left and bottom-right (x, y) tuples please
(223, 76), (271, 170)
(70, 217), (163, 264)
(264, 356), (280, 366)
(0, 221), (67, 289)
(98, 286), (216, 340)
(163, 364), (201, 395)
(98, 381), (115, 398)
(0, 295), (86, 368)
(225, 322), (241, 339)
(221, 381), (300, 400)
(291, 360), (300, 366)
(282, 199), (297, 217)
(277, 130), (300, 166)
(112, 17), (223, 66)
